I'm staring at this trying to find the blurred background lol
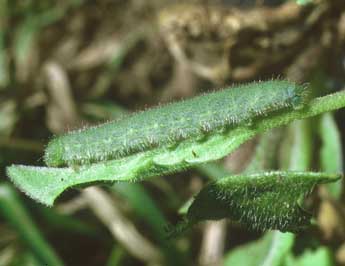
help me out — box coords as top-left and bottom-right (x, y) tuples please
(1, 0), (345, 265)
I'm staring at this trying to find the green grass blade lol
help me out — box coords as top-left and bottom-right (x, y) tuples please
(113, 183), (167, 236)
(112, 183), (187, 266)
(38, 206), (99, 238)
(196, 162), (230, 179)
(224, 231), (295, 266)
(0, 183), (63, 266)
(105, 246), (125, 266)
(245, 129), (283, 173)
(319, 113), (343, 199)
(287, 120), (313, 171)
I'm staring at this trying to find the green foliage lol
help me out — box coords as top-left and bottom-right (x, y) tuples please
(319, 113), (343, 198)
(296, 0), (314, 5)
(245, 129), (282, 173)
(285, 247), (333, 266)
(7, 88), (345, 203)
(106, 247), (125, 266)
(112, 183), (186, 266)
(3, 1), (345, 265)
(286, 120), (313, 171)
(0, 183), (63, 266)
(171, 171), (340, 235)
(224, 231), (295, 266)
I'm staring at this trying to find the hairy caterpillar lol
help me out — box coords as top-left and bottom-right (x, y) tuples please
(44, 80), (308, 167)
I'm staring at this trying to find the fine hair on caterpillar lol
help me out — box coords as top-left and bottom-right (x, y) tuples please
(44, 80), (309, 167)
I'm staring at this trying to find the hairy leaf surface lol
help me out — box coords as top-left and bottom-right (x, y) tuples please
(171, 171), (340, 234)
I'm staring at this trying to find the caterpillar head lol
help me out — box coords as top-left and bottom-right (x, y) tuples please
(286, 83), (309, 110)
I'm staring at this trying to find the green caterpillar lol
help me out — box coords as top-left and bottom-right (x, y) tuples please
(44, 80), (308, 167)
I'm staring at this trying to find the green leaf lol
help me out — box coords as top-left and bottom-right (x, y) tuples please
(319, 113), (343, 199)
(285, 247), (333, 266)
(7, 90), (345, 206)
(224, 231), (295, 266)
(221, 120), (312, 265)
(296, 0), (313, 5)
(106, 246), (125, 266)
(0, 183), (63, 266)
(5, 125), (266, 206)
(171, 171), (340, 235)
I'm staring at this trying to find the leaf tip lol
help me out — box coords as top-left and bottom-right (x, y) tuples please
(6, 165), (55, 207)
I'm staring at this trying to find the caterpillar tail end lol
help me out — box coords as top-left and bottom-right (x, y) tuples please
(44, 138), (65, 167)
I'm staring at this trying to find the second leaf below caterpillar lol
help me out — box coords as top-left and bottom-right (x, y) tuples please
(44, 80), (308, 167)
